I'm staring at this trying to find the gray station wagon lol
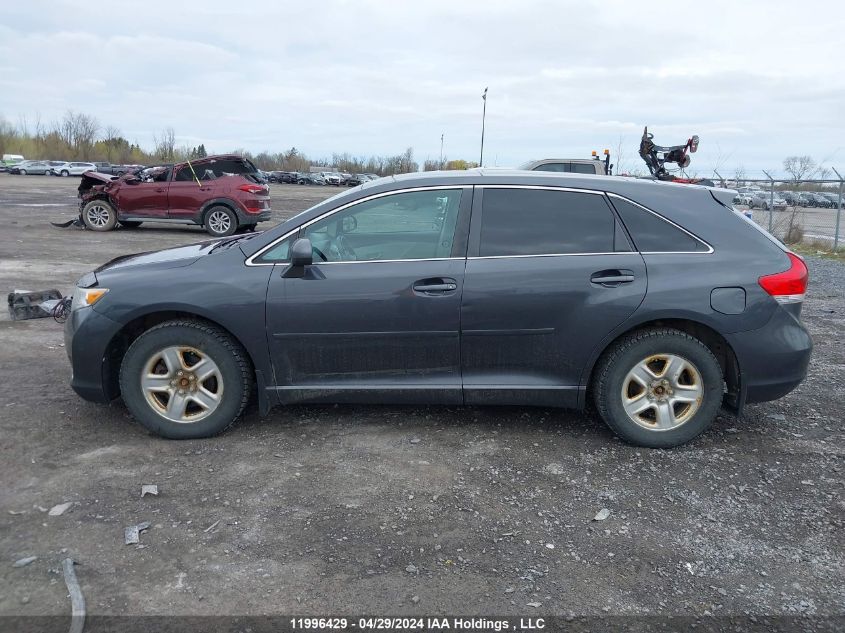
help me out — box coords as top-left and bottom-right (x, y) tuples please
(65, 170), (811, 447)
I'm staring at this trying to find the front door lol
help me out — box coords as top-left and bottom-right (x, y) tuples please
(460, 186), (647, 407)
(264, 186), (471, 405)
(168, 163), (215, 219)
(113, 167), (171, 217)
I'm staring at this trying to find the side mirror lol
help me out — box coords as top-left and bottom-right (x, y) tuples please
(283, 238), (313, 278)
(290, 238), (313, 267)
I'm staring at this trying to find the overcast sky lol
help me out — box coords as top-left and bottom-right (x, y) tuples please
(1, 0), (842, 176)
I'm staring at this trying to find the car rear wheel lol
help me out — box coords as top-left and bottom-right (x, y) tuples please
(61, 170), (69, 177)
(205, 206), (237, 237)
(593, 328), (723, 448)
(82, 200), (118, 231)
(19, 169), (27, 175)
(119, 320), (253, 439)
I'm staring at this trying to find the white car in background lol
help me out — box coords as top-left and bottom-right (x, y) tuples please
(321, 172), (342, 186)
(51, 161), (97, 177)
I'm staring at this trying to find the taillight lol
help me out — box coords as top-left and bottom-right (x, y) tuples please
(758, 252), (808, 304)
(238, 184), (268, 195)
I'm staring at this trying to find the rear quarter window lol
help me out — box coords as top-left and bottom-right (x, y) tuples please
(610, 196), (709, 253)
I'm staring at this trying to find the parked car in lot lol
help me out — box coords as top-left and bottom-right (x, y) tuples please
(51, 161), (97, 177)
(76, 154), (271, 237)
(9, 160), (53, 175)
(65, 170), (811, 448)
(346, 174), (372, 186)
(750, 193), (787, 211)
(733, 192), (754, 206)
(297, 172), (325, 185)
(819, 192), (842, 208)
(321, 172), (343, 186)
(266, 171), (298, 184)
(807, 193), (833, 208)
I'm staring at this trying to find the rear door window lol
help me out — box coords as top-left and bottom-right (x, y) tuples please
(610, 196), (708, 253)
(478, 188), (615, 256)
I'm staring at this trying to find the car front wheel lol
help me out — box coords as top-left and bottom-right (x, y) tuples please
(82, 200), (118, 231)
(61, 170), (69, 177)
(119, 320), (253, 439)
(593, 328), (723, 448)
(205, 206), (237, 237)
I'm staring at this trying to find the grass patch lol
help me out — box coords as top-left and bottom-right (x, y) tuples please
(791, 243), (845, 262)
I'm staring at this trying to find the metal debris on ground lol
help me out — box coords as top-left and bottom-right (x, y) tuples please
(124, 521), (151, 545)
(48, 502), (73, 517)
(61, 558), (86, 633)
(593, 508), (611, 521)
(13, 556), (37, 568)
(140, 485), (158, 498)
(7, 289), (63, 321)
(203, 520), (220, 533)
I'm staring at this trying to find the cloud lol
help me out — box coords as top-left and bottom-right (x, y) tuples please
(0, 0), (843, 175)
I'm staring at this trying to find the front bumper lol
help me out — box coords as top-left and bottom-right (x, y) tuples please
(64, 306), (124, 403)
(726, 306), (813, 405)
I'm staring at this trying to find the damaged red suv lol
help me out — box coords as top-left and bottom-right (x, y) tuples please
(77, 154), (271, 237)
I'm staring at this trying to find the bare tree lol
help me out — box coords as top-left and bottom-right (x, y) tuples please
(153, 127), (176, 161)
(781, 155), (816, 244)
(783, 155), (816, 182)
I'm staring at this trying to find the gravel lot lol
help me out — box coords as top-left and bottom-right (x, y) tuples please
(1, 175), (843, 625)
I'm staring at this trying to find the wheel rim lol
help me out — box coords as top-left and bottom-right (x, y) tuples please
(208, 210), (231, 234)
(621, 354), (703, 431)
(86, 204), (111, 228)
(141, 346), (223, 423)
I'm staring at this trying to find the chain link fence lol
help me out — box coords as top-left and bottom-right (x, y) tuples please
(714, 173), (844, 251)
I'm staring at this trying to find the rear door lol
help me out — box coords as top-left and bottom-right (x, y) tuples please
(460, 186), (647, 407)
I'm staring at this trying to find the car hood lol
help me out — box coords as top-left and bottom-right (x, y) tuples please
(94, 240), (224, 275)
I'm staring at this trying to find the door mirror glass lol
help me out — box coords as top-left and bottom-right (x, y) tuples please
(290, 238), (313, 267)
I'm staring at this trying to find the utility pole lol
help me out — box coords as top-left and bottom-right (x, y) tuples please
(480, 87), (488, 167)
(440, 133), (444, 170)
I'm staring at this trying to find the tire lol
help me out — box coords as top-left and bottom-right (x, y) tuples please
(592, 328), (723, 448)
(204, 205), (237, 237)
(120, 220), (142, 228)
(19, 169), (27, 175)
(82, 200), (118, 231)
(119, 320), (253, 439)
(61, 170), (69, 177)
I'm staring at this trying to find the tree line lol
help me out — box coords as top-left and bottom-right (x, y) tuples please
(0, 112), (478, 176)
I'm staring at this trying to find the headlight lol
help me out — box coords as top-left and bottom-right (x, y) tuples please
(72, 287), (109, 311)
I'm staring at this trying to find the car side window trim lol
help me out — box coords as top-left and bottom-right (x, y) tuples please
(246, 185), (470, 266)
(606, 193), (714, 254)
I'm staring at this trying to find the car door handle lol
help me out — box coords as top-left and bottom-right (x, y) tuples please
(591, 270), (635, 287)
(413, 278), (458, 294)
(155, 187), (166, 193)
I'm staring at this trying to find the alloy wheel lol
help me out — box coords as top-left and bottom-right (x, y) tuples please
(141, 346), (223, 423)
(207, 210), (231, 234)
(85, 204), (111, 228)
(620, 354), (703, 431)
